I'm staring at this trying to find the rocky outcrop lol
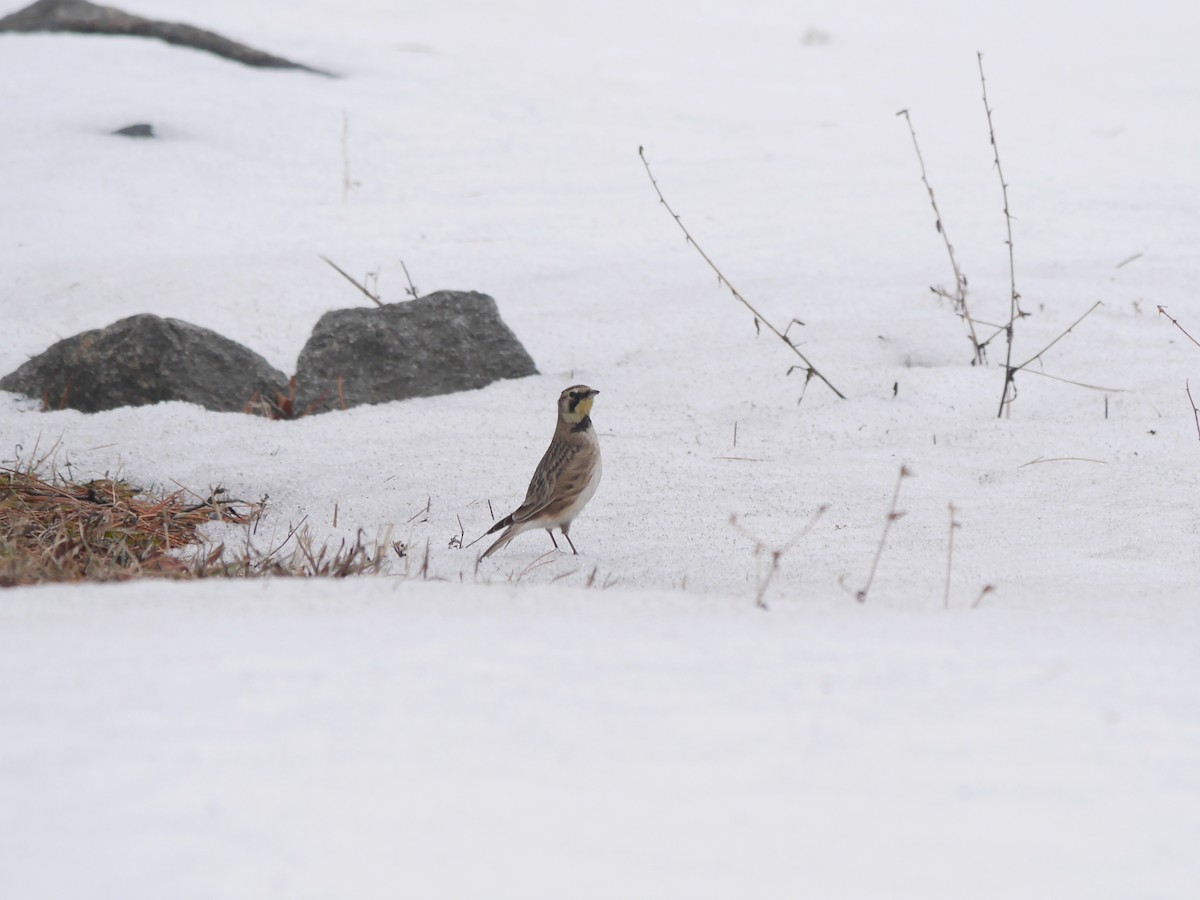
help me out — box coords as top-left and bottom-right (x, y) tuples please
(0, 0), (332, 75)
(0, 314), (289, 413)
(294, 291), (539, 413)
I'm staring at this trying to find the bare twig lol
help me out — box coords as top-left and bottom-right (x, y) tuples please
(1017, 367), (1123, 393)
(898, 109), (983, 364)
(1114, 252), (1143, 269)
(318, 254), (384, 307)
(972, 584), (996, 609)
(1188, 380), (1200, 441)
(448, 514), (465, 549)
(978, 53), (1027, 417)
(1156, 309), (1200, 439)
(856, 466), (911, 603)
(264, 515), (308, 560)
(1157, 305), (1200, 350)
(944, 502), (958, 609)
(638, 146), (845, 401)
(731, 505), (829, 609)
(400, 260), (420, 299)
(1018, 456), (1107, 468)
(407, 496), (431, 524)
(1012, 301), (1102, 374)
(511, 549), (558, 581)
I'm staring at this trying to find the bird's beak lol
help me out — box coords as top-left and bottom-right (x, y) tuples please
(589, 389), (600, 397)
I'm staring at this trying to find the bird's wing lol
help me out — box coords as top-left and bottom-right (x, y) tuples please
(533, 445), (599, 523)
(509, 438), (579, 524)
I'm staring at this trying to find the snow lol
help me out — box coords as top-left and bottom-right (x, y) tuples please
(2, 0), (1200, 896)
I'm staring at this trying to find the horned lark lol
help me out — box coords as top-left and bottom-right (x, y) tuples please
(474, 385), (601, 559)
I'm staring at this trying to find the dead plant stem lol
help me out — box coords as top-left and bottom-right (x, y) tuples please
(978, 53), (1025, 417)
(319, 254), (384, 307)
(638, 146), (845, 401)
(857, 466), (910, 603)
(897, 109), (983, 364)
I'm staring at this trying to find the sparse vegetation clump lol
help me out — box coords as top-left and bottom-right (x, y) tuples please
(901, 54), (1104, 417)
(0, 463), (391, 586)
(0, 464), (241, 585)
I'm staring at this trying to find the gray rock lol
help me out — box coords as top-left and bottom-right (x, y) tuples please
(0, 0), (332, 76)
(112, 123), (154, 138)
(294, 291), (538, 413)
(0, 314), (289, 413)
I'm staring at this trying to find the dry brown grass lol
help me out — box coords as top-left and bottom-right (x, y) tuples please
(243, 374), (345, 420)
(0, 465), (247, 585)
(1, 464), (390, 586)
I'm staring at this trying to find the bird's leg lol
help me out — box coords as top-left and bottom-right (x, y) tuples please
(563, 531), (579, 555)
(546, 529), (560, 550)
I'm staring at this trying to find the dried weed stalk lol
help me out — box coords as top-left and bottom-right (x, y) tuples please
(731, 504), (829, 609)
(1157, 306), (1200, 439)
(977, 53), (1028, 416)
(944, 502), (958, 609)
(638, 146), (845, 403)
(850, 465), (911, 603)
(319, 254), (421, 304)
(903, 55), (1104, 415)
(897, 109), (984, 364)
(319, 253), (384, 307)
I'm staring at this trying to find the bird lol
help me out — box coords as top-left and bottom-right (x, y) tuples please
(471, 385), (602, 560)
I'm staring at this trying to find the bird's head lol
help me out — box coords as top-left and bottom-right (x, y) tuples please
(559, 384), (598, 424)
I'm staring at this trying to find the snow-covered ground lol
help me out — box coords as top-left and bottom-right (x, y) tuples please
(3, 1), (1199, 896)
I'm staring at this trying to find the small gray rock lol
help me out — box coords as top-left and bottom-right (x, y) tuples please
(0, 314), (289, 413)
(294, 291), (538, 413)
(112, 123), (154, 138)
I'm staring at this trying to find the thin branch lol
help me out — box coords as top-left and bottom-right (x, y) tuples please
(944, 502), (958, 609)
(1157, 305), (1200, 350)
(264, 515), (309, 560)
(978, 53), (1026, 417)
(972, 584), (996, 609)
(512, 549), (558, 581)
(638, 146), (845, 400)
(898, 109), (983, 364)
(1017, 367), (1123, 393)
(856, 465), (911, 603)
(731, 505), (829, 609)
(400, 260), (420, 299)
(963, 315), (1012, 331)
(1013, 301), (1102, 373)
(406, 495), (431, 524)
(1018, 456), (1108, 468)
(1188, 380), (1200, 441)
(318, 254), (384, 307)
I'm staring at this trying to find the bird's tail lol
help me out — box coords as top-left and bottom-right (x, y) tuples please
(463, 513), (515, 551)
(479, 524), (517, 560)
(487, 513), (514, 535)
